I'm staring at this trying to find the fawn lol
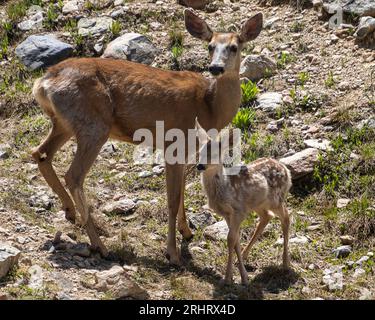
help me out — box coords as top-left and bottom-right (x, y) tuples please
(195, 118), (292, 285)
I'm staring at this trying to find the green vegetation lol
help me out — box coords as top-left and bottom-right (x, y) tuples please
(325, 71), (335, 88)
(297, 71), (309, 86)
(277, 51), (295, 69)
(240, 80), (259, 105)
(232, 107), (256, 132)
(110, 20), (122, 37)
(290, 21), (304, 33)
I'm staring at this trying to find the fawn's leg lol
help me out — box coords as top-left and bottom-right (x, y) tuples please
(235, 231), (248, 285)
(225, 215), (242, 284)
(242, 210), (272, 261)
(272, 203), (290, 269)
(32, 118), (76, 222)
(64, 130), (109, 257)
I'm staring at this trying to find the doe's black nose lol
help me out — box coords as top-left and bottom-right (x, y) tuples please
(197, 164), (206, 171)
(208, 65), (224, 76)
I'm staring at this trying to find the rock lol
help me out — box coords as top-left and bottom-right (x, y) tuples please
(102, 33), (157, 65)
(337, 198), (350, 208)
(323, 0), (375, 18)
(78, 16), (114, 37)
(177, 0), (209, 10)
(28, 265), (44, 290)
(355, 16), (375, 40)
(87, 0), (113, 9)
(62, 0), (80, 14)
(103, 199), (136, 215)
(95, 265), (148, 299)
(29, 193), (53, 210)
(266, 122), (278, 132)
(264, 17), (281, 29)
(357, 118), (375, 130)
(368, 251), (374, 257)
(340, 235), (354, 245)
(275, 235), (309, 246)
(94, 43), (104, 54)
(110, 7), (124, 18)
(138, 170), (153, 178)
(322, 266), (343, 291)
(67, 243), (91, 257)
(304, 139), (332, 151)
(353, 267), (366, 278)
(333, 245), (352, 258)
(18, 11), (43, 31)
(204, 220), (228, 241)
(187, 211), (217, 230)
(359, 288), (372, 300)
(239, 55), (276, 81)
(152, 165), (164, 175)
(0, 244), (21, 278)
(101, 142), (116, 155)
(256, 92), (283, 113)
(356, 255), (370, 265)
(0, 144), (10, 159)
(15, 35), (73, 70)
(279, 148), (319, 179)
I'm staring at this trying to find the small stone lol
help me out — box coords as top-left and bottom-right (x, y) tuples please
(204, 220), (228, 241)
(356, 255), (369, 265)
(367, 251), (374, 257)
(308, 263), (315, 270)
(103, 199), (136, 215)
(256, 92), (283, 113)
(138, 170), (153, 178)
(188, 211), (217, 230)
(359, 288), (372, 300)
(152, 165), (164, 175)
(333, 245), (352, 258)
(353, 267), (366, 278)
(78, 16), (114, 37)
(279, 148), (319, 179)
(304, 139), (332, 151)
(239, 54), (276, 81)
(62, 0), (80, 14)
(67, 243), (91, 257)
(339, 235), (354, 245)
(178, 0), (209, 10)
(337, 198), (350, 208)
(28, 265), (44, 290)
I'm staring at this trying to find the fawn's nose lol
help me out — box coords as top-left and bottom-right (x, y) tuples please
(208, 65), (224, 76)
(197, 164), (206, 171)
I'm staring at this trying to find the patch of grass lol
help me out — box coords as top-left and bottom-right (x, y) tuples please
(110, 20), (122, 37)
(290, 21), (304, 33)
(290, 88), (322, 112)
(325, 71), (335, 88)
(43, 3), (59, 30)
(297, 71), (309, 86)
(241, 80), (259, 105)
(277, 52), (295, 69)
(232, 107), (256, 132)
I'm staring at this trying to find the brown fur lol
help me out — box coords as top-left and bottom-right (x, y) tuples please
(31, 9), (263, 264)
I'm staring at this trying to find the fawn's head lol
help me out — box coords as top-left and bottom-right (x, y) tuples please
(195, 118), (235, 172)
(184, 9), (263, 77)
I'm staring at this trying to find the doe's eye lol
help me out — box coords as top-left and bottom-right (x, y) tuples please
(229, 45), (238, 52)
(208, 44), (215, 52)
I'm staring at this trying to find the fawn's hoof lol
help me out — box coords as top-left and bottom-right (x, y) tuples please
(64, 207), (76, 224)
(166, 249), (182, 266)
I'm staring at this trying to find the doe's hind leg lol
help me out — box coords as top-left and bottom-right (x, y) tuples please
(31, 119), (76, 222)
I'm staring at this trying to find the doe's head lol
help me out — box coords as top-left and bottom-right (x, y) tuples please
(184, 9), (263, 77)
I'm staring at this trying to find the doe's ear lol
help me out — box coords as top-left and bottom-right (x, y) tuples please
(239, 12), (263, 43)
(184, 9), (213, 42)
(195, 117), (209, 144)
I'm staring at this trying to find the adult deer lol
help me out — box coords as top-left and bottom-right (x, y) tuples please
(31, 9), (263, 265)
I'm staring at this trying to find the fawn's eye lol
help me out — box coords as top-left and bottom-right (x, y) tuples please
(229, 45), (238, 53)
(208, 44), (215, 52)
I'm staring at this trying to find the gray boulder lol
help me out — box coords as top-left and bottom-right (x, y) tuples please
(0, 243), (21, 279)
(78, 16), (114, 37)
(279, 148), (319, 179)
(204, 220), (228, 241)
(102, 33), (157, 65)
(323, 0), (375, 17)
(18, 11), (43, 31)
(355, 16), (375, 40)
(15, 35), (73, 70)
(240, 55), (276, 81)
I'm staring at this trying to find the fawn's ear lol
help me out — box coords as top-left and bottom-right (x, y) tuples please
(195, 117), (209, 144)
(239, 13), (263, 43)
(184, 9), (213, 42)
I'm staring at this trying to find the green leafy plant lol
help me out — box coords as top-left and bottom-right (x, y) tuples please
(297, 71), (309, 86)
(44, 4), (59, 29)
(232, 107), (256, 132)
(110, 20), (122, 37)
(277, 51), (295, 69)
(240, 80), (259, 105)
(325, 71), (335, 88)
